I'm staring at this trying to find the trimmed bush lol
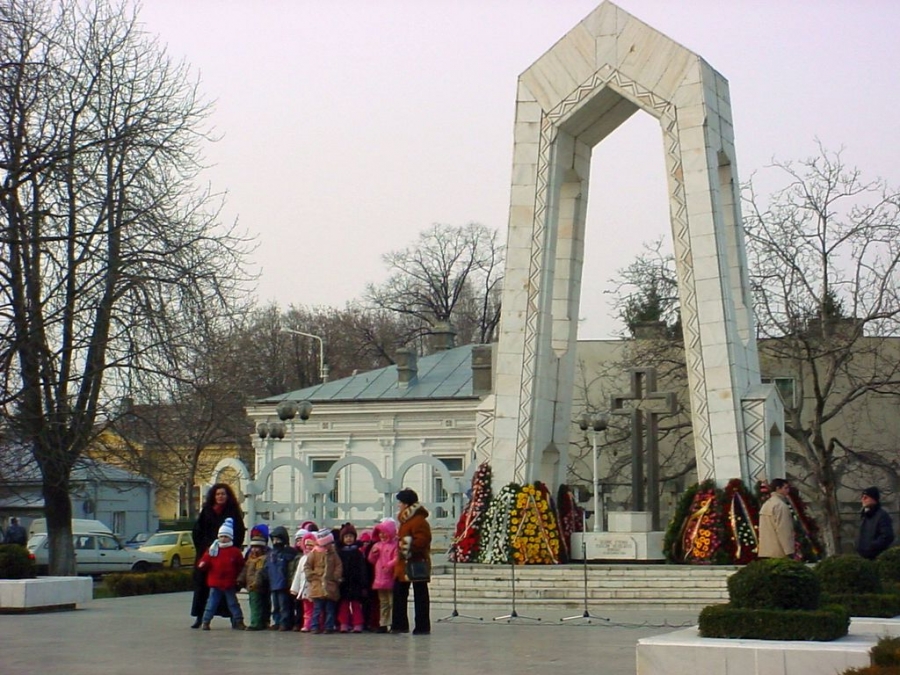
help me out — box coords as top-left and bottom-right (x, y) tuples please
(872, 636), (900, 667)
(104, 569), (192, 597)
(821, 592), (900, 618)
(698, 603), (849, 641)
(816, 554), (882, 595)
(878, 547), (900, 583)
(727, 558), (820, 611)
(0, 544), (36, 579)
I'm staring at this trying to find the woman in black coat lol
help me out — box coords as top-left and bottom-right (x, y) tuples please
(190, 483), (246, 628)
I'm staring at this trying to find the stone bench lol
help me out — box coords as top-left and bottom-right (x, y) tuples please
(0, 577), (93, 613)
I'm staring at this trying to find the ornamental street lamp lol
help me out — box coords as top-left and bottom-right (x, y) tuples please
(579, 412), (609, 533)
(277, 400), (313, 524)
(281, 328), (330, 383)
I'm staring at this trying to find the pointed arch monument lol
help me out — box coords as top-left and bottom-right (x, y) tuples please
(478, 1), (784, 491)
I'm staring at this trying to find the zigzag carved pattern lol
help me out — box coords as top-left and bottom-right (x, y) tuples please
(512, 113), (556, 482)
(665, 125), (715, 481)
(741, 400), (767, 482)
(547, 68), (670, 123)
(475, 406), (495, 463)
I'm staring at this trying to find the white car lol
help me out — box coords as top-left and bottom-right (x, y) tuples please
(27, 532), (163, 575)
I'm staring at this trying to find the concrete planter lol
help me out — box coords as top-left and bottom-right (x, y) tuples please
(0, 577), (93, 613)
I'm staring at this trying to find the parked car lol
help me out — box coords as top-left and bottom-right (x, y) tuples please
(138, 531), (195, 568)
(27, 532), (163, 575)
(123, 532), (153, 550)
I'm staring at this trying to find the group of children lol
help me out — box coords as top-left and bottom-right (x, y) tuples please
(197, 516), (399, 632)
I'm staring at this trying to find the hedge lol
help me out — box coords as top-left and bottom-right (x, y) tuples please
(104, 569), (193, 596)
(698, 603), (850, 641)
(816, 554), (882, 595)
(0, 544), (36, 580)
(821, 592), (900, 618)
(727, 558), (820, 611)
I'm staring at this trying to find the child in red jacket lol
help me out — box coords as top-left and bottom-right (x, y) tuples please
(198, 517), (246, 630)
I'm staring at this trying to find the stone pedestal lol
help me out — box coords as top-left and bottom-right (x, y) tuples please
(570, 512), (665, 561)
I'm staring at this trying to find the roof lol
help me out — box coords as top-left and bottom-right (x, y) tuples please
(1, 456), (151, 485)
(258, 344), (482, 404)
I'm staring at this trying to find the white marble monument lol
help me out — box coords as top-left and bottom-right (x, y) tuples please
(477, 2), (785, 513)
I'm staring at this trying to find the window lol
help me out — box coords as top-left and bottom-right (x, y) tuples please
(98, 535), (119, 551)
(311, 458), (340, 520)
(75, 535), (95, 550)
(433, 456), (465, 518)
(762, 377), (797, 407)
(111, 511), (126, 537)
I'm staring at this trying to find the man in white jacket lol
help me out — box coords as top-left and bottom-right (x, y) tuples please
(758, 479), (796, 559)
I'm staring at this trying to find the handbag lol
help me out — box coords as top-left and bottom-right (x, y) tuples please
(405, 558), (431, 582)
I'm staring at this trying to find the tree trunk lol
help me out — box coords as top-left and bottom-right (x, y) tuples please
(43, 471), (76, 576)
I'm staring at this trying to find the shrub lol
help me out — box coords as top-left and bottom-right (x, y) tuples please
(698, 603), (849, 641)
(727, 558), (820, 610)
(820, 593), (900, 618)
(839, 637), (900, 674)
(878, 547), (900, 583)
(872, 636), (900, 667)
(816, 554), (882, 595)
(0, 544), (36, 580)
(104, 569), (192, 596)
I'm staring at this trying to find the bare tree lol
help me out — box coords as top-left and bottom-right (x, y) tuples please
(744, 143), (900, 552)
(365, 223), (504, 348)
(0, 0), (252, 573)
(604, 144), (900, 553)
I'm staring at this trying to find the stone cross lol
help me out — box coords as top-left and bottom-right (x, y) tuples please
(610, 368), (677, 530)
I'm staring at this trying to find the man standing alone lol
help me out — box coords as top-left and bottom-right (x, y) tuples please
(758, 479), (795, 559)
(5, 517), (27, 546)
(856, 486), (894, 560)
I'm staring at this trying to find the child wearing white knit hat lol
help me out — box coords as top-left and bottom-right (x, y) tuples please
(197, 518), (247, 630)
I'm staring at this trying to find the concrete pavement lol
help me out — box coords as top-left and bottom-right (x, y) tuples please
(0, 592), (698, 675)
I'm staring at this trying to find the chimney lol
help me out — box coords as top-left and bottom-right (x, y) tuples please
(471, 345), (493, 396)
(428, 321), (457, 352)
(395, 348), (418, 388)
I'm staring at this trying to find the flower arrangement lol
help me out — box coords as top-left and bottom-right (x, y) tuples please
(448, 462), (492, 562)
(555, 484), (584, 564)
(786, 486), (823, 562)
(678, 479), (729, 564)
(508, 482), (561, 565)
(477, 484), (520, 564)
(722, 479), (759, 564)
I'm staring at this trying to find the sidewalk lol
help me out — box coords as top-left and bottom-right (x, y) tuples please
(0, 592), (698, 675)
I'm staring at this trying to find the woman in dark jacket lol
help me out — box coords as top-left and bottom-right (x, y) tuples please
(190, 483), (246, 628)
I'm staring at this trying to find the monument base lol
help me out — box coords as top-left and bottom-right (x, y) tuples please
(571, 512), (665, 561)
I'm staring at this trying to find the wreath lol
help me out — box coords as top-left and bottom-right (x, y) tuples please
(509, 482), (561, 565)
(448, 462), (492, 563)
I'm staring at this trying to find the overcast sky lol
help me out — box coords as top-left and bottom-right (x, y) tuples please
(136, 1), (900, 339)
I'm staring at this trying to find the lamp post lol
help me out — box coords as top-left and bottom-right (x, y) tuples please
(256, 420), (285, 502)
(579, 412), (609, 533)
(281, 328), (329, 383)
(276, 399), (313, 526)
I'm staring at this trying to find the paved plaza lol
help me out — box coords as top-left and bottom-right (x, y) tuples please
(0, 592), (698, 675)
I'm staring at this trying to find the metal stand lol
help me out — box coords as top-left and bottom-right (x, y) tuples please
(438, 558), (482, 622)
(493, 561), (540, 623)
(561, 541), (610, 624)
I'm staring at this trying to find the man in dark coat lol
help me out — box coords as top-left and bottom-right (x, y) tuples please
(5, 518), (27, 545)
(856, 486), (895, 560)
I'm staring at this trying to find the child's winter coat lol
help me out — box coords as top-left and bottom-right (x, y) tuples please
(304, 545), (343, 601)
(368, 520), (399, 590)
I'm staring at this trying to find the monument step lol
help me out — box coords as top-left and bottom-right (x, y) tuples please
(429, 563), (736, 611)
